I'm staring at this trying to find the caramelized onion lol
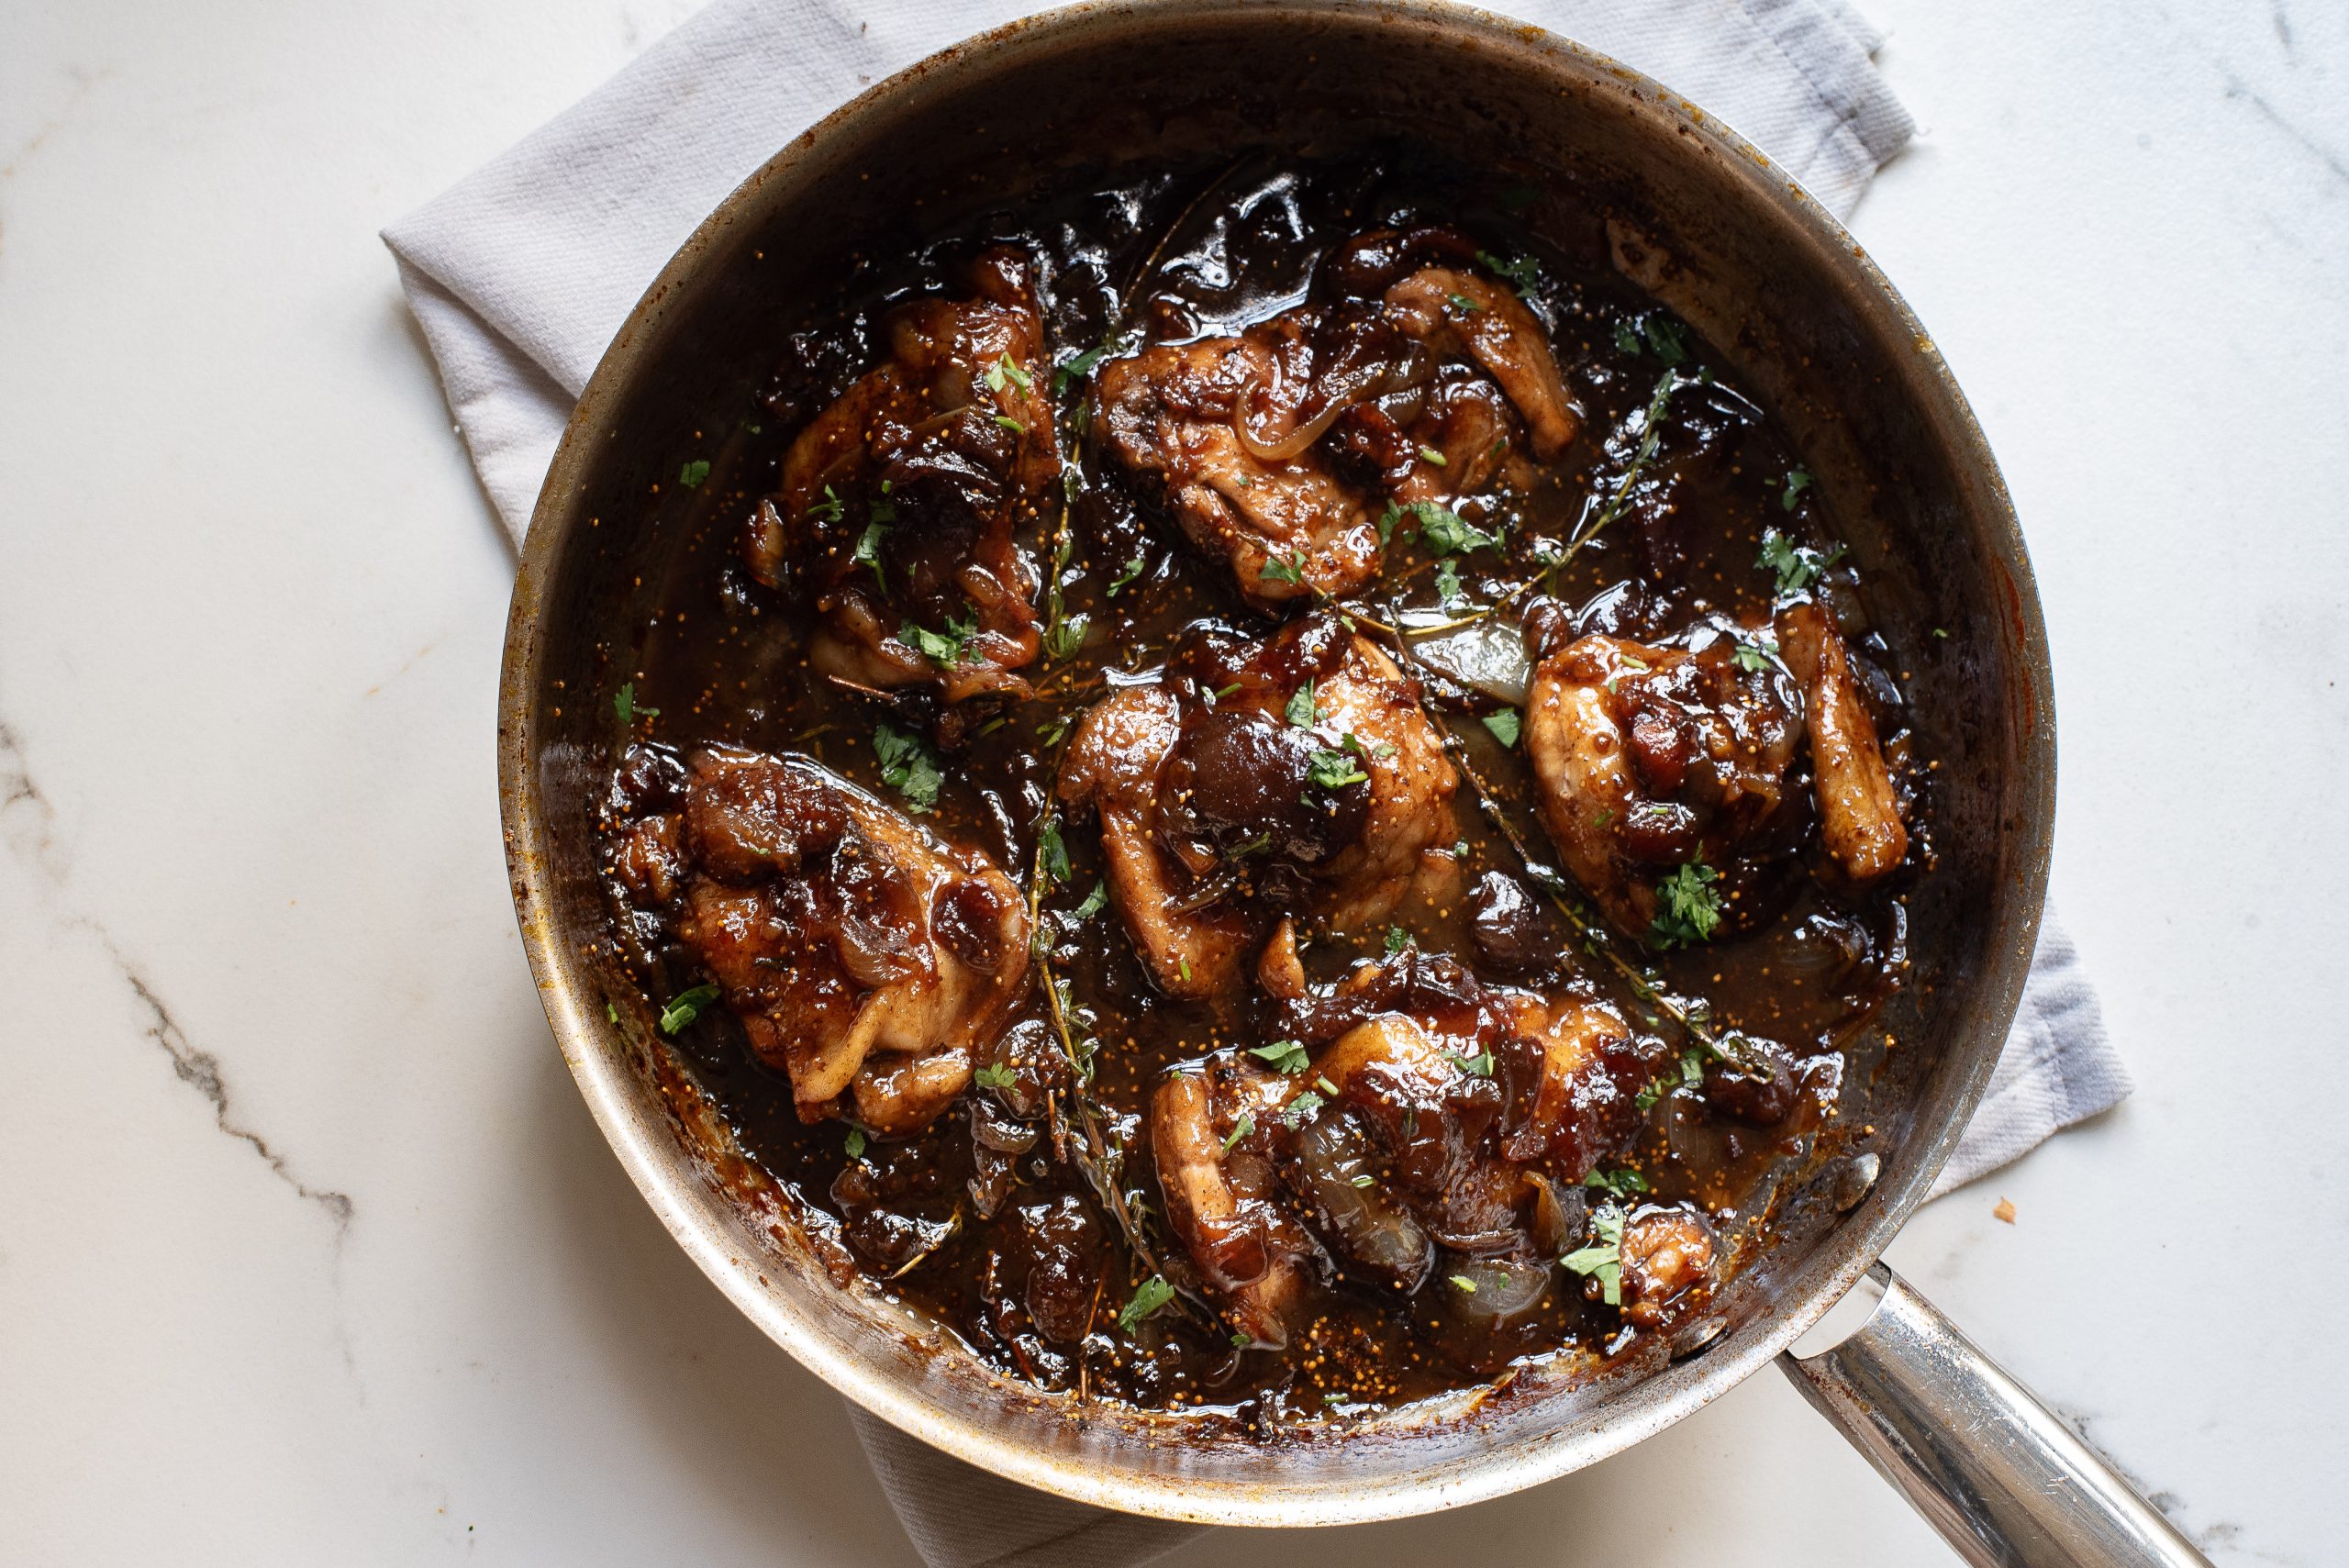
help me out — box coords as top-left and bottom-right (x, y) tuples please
(1287, 1112), (1433, 1290)
(1231, 349), (1431, 463)
(1445, 1255), (1553, 1324)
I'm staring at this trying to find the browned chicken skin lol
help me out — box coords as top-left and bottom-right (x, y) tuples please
(1096, 229), (1577, 606)
(614, 746), (1030, 1134)
(1524, 630), (1807, 940)
(1059, 612), (1460, 998)
(743, 246), (1059, 703)
(1775, 600), (1909, 883)
(1149, 949), (1653, 1340)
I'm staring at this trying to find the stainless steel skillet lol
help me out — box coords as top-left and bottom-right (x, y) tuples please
(495, 5), (2204, 1562)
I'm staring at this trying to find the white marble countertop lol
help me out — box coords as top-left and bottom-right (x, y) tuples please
(3, 0), (2342, 1562)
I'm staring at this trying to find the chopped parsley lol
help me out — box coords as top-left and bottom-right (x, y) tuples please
(1283, 1091), (1326, 1128)
(1562, 1206), (1627, 1306)
(1584, 1167), (1651, 1199)
(807, 486), (845, 526)
(1119, 1275), (1175, 1333)
(992, 414), (1026, 435)
(1450, 1273), (1479, 1294)
(659, 983), (720, 1035)
(1220, 1112), (1255, 1153)
(1433, 559), (1464, 605)
(852, 519), (889, 589)
(1612, 318), (1642, 356)
(1257, 551), (1306, 588)
(1476, 250), (1541, 296)
(1482, 708), (1522, 749)
(1107, 554), (1147, 595)
(1447, 1049), (1497, 1078)
(1732, 638), (1776, 673)
(606, 1002), (619, 1024)
(1446, 292), (1484, 315)
(677, 459), (711, 488)
(614, 682), (658, 724)
(843, 1126), (867, 1160)
(1251, 1040), (1310, 1074)
(981, 352), (1034, 394)
(1637, 1050), (1709, 1110)
(1402, 501), (1497, 556)
(1308, 748), (1369, 790)
(873, 722), (942, 814)
(1651, 858), (1724, 947)
(1642, 315), (1689, 366)
(1419, 445), (1448, 467)
(1383, 925), (1412, 957)
(1046, 610), (1090, 662)
(1316, 1075), (1340, 1097)
(1758, 528), (1846, 596)
(899, 607), (981, 668)
(1070, 880), (1108, 921)
(1286, 681), (1321, 728)
(974, 1062), (1016, 1092)
(1781, 466), (1813, 511)
(1350, 1173), (1376, 1189)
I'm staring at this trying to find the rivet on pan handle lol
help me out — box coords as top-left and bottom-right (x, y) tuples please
(1783, 1263), (2213, 1568)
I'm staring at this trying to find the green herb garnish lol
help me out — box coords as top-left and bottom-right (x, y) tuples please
(614, 682), (658, 724)
(1651, 858), (1724, 947)
(873, 722), (942, 814)
(1562, 1206), (1626, 1306)
(1039, 818), (1071, 884)
(807, 485), (845, 526)
(1252, 1040), (1310, 1074)
(1071, 881), (1108, 922)
(1220, 1112), (1255, 1153)
(1286, 682), (1320, 728)
(1781, 466), (1813, 511)
(678, 459), (711, 488)
(843, 1126), (867, 1160)
(899, 607), (981, 669)
(1476, 250), (1541, 296)
(1757, 528), (1845, 596)
(1584, 1167), (1651, 1198)
(1283, 1091), (1325, 1128)
(1308, 748), (1369, 790)
(1119, 1275), (1175, 1333)
(1258, 551), (1306, 588)
(1046, 611), (1090, 663)
(1482, 708), (1521, 749)
(852, 520), (889, 590)
(1107, 554), (1147, 596)
(974, 1062), (1016, 1092)
(1731, 639), (1776, 673)
(659, 983), (720, 1034)
(1383, 925), (1412, 957)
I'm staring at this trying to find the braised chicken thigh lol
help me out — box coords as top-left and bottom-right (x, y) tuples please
(742, 246), (1058, 703)
(1058, 611), (1459, 997)
(609, 746), (1030, 1133)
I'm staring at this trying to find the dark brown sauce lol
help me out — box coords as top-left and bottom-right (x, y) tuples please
(596, 151), (1923, 1429)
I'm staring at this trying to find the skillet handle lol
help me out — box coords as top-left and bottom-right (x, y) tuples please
(1780, 1263), (2210, 1568)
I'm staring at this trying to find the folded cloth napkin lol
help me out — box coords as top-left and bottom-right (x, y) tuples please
(384, 4), (2127, 1562)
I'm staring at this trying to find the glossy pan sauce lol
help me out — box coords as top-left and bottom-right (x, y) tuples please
(593, 152), (1926, 1432)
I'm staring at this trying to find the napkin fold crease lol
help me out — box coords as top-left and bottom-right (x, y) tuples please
(383, 5), (2127, 1563)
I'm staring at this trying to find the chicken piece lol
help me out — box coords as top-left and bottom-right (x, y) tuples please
(1056, 684), (1254, 1001)
(1774, 601), (1908, 883)
(1524, 631), (1803, 941)
(1381, 266), (1578, 460)
(1057, 613), (1460, 997)
(1151, 1060), (1312, 1347)
(1618, 1206), (1718, 1329)
(1258, 950), (1646, 1275)
(743, 246), (1057, 703)
(665, 748), (1029, 1134)
(1097, 328), (1380, 608)
(1386, 370), (1521, 506)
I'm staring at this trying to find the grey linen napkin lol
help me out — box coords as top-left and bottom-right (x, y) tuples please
(383, 4), (2126, 1562)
